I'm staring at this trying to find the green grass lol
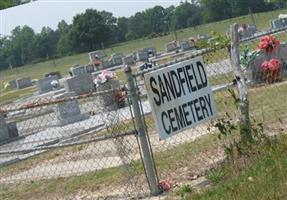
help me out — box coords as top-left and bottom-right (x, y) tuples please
(0, 86), (37, 105)
(0, 167), (124, 200)
(189, 135), (287, 200)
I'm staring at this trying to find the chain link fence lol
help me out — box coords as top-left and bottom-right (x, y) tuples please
(1, 25), (287, 199)
(0, 89), (150, 199)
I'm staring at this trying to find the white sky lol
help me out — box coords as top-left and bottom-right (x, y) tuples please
(0, 0), (181, 36)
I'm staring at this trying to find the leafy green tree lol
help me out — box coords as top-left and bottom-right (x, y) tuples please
(70, 9), (111, 52)
(56, 20), (72, 56)
(33, 27), (58, 59)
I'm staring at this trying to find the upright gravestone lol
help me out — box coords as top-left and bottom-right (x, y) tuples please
(136, 49), (149, 61)
(37, 75), (59, 94)
(88, 50), (105, 63)
(165, 42), (178, 52)
(123, 54), (136, 66)
(0, 113), (18, 142)
(111, 53), (123, 66)
(16, 77), (32, 89)
(0, 113), (9, 142)
(9, 80), (17, 89)
(271, 19), (284, 29)
(85, 65), (95, 73)
(248, 52), (266, 84)
(180, 41), (194, 51)
(53, 92), (89, 126)
(64, 73), (95, 95)
(97, 79), (120, 111)
(70, 65), (86, 76)
(147, 47), (156, 57)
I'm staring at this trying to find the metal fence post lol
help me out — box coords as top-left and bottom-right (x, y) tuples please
(230, 23), (253, 143)
(124, 66), (161, 196)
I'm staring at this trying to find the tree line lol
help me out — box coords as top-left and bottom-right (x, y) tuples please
(0, 0), (286, 70)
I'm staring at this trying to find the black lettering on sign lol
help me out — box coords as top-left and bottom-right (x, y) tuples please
(168, 109), (178, 132)
(193, 99), (204, 121)
(161, 112), (171, 134)
(196, 61), (208, 88)
(150, 77), (161, 106)
(185, 64), (197, 92)
(174, 105), (187, 130)
(176, 67), (186, 95)
(158, 75), (169, 104)
(204, 94), (213, 115)
(163, 73), (176, 100)
(170, 70), (182, 98)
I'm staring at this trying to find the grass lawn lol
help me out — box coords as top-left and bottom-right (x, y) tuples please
(188, 135), (287, 200)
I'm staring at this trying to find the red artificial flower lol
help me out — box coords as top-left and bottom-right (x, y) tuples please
(261, 60), (270, 71)
(258, 35), (280, 53)
(260, 59), (281, 83)
(158, 180), (172, 192)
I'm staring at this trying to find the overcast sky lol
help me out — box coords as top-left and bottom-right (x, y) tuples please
(0, 0), (181, 36)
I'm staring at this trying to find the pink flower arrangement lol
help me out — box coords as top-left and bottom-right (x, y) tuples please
(158, 180), (172, 192)
(260, 59), (281, 83)
(258, 35), (280, 53)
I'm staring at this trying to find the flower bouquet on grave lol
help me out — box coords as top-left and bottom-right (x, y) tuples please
(257, 35), (283, 83)
(260, 59), (282, 83)
(258, 35), (281, 58)
(94, 70), (126, 108)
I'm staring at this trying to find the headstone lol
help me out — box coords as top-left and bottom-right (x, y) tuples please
(147, 47), (156, 57)
(247, 24), (257, 36)
(16, 77), (32, 89)
(70, 65), (86, 76)
(111, 53), (123, 66)
(85, 65), (95, 73)
(97, 79), (120, 111)
(7, 122), (19, 138)
(37, 75), (59, 94)
(123, 54), (136, 66)
(165, 42), (178, 52)
(0, 113), (9, 142)
(64, 73), (94, 95)
(271, 19), (284, 29)
(9, 80), (17, 89)
(180, 40), (194, 51)
(278, 43), (287, 77)
(136, 49), (149, 61)
(53, 92), (89, 126)
(88, 50), (105, 63)
(0, 113), (18, 142)
(45, 71), (62, 79)
(248, 52), (266, 83)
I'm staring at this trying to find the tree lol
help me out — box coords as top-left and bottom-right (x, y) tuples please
(171, 2), (203, 29)
(117, 17), (129, 42)
(9, 25), (35, 66)
(70, 9), (111, 52)
(33, 27), (58, 59)
(56, 20), (72, 56)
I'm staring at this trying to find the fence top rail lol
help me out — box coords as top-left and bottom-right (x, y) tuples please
(134, 48), (218, 78)
(0, 88), (117, 113)
(240, 26), (287, 43)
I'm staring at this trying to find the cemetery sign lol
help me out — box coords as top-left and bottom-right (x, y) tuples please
(144, 56), (217, 139)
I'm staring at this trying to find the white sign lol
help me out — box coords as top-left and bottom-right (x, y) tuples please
(144, 56), (217, 139)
